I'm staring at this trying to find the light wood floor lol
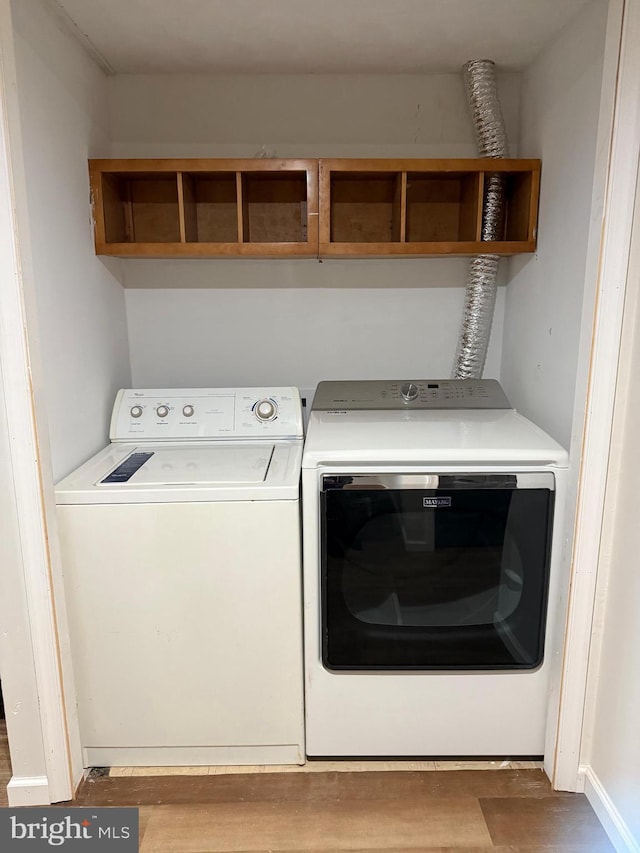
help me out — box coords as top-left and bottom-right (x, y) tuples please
(72, 766), (614, 852)
(0, 719), (10, 807)
(0, 722), (614, 851)
(108, 759), (543, 777)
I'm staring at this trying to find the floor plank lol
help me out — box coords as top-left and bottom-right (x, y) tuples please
(67, 767), (615, 851)
(0, 719), (9, 807)
(164, 849), (613, 853)
(111, 760), (543, 777)
(139, 798), (493, 852)
(480, 796), (614, 850)
(139, 804), (154, 846)
(74, 769), (564, 807)
(173, 849), (613, 853)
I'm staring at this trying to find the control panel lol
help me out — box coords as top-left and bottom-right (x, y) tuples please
(311, 379), (512, 411)
(109, 388), (304, 442)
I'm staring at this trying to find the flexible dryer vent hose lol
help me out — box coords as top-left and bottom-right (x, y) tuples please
(453, 59), (509, 379)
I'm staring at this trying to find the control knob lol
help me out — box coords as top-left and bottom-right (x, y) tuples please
(255, 399), (277, 422)
(400, 382), (419, 402)
(130, 405), (143, 419)
(182, 405), (194, 418)
(156, 405), (169, 418)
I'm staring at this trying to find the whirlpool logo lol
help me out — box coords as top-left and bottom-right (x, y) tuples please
(0, 808), (138, 850)
(423, 496), (452, 508)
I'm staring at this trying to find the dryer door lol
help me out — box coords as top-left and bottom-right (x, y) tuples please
(321, 472), (554, 671)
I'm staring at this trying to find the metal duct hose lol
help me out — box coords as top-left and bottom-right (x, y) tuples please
(453, 59), (509, 379)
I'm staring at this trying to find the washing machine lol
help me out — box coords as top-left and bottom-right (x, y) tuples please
(302, 379), (568, 758)
(55, 387), (305, 767)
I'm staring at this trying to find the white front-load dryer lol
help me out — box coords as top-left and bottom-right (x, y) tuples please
(55, 387), (305, 768)
(302, 379), (568, 758)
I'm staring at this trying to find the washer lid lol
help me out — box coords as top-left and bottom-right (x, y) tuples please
(55, 440), (303, 504)
(99, 445), (274, 486)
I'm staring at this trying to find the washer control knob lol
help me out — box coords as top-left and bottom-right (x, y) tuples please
(400, 382), (419, 402)
(255, 399), (277, 422)
(130, 405), (143, 419)
(182, 405), (194, 418)
(156, 405), (170, 418)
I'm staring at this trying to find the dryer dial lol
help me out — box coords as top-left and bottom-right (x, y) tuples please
(400, 382), (419, 402)
(156, 405), (170, 418)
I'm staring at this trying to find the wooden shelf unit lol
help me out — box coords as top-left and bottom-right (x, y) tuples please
(89, 159), (319, 257)
(89, 158), (539, 258)
(319, 158), (540, 257)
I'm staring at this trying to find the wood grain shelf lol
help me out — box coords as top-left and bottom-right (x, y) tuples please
(89, 158), (539, 259)
(89, 159), (319, 257)
(319, 158), (540, 257)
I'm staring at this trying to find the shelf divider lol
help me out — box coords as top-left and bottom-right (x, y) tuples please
(399, 172), (408, 243)
(123, 180), (135, 243)
(177, 173), (189, 243)
(236, 172), (245, 244)
(475, 172), (485, 241)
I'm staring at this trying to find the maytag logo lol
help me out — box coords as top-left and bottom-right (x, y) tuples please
(423, 496), (452, 508)
(0, 808), (138, 850)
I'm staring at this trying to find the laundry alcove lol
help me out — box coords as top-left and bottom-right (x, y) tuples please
(2, 5), (637, 844)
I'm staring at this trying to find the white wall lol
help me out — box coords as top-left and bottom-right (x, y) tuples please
(588, 313), (640, 844)
(111, 73), (519, 389)
(11, 0), (131, 481)
(582, 161), (640, 846)
(502, 0), (609, 449)
(125, 261), (505, 390)
(109, 72), (520, 160)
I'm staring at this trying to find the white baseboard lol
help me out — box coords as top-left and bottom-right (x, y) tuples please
(7, 775), (51, 806)
(582, 765), (640, 853)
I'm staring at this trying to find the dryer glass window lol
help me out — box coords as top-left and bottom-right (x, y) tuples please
(321, 474), (554, 670)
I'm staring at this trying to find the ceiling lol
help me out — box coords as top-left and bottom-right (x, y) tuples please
(51, 0), (592, 75)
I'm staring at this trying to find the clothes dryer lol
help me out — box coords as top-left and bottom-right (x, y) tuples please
(302, 379), (568, 757)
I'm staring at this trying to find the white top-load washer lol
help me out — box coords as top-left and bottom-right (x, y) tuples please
(56, 387), (305, 767)
(302, 379), (568, 758)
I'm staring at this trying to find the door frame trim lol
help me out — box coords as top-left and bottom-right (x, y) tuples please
(0, 0), (80, 804)
(549, 0), (640, 791)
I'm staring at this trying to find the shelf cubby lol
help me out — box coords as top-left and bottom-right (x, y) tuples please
(180, 172), (238, 243)
(330, 172), (403, 243)
(489, 170), (537, 243)
(241, 172), (308, 244)
(101, 173), (181, 244)
(406, 172), (481, 243)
